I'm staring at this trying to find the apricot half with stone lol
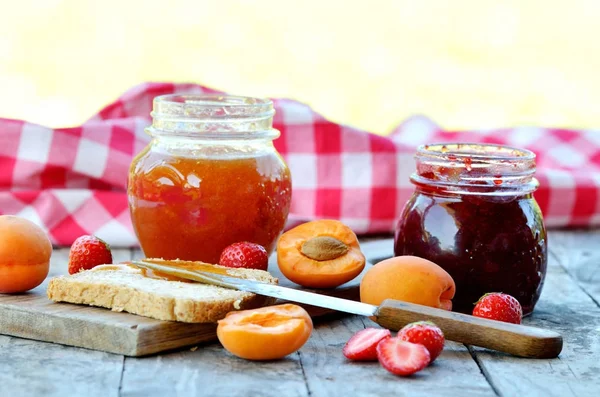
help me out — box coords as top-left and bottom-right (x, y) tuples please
(277, 220), (366, 288)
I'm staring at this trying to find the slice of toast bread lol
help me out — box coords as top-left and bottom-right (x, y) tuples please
(47, 261), (278, 323)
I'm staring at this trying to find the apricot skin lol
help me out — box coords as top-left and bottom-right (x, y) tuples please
(360, 256), (456, 310)
(0, 216), (52, 293)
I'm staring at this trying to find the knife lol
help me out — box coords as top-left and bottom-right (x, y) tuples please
(132, 260), (563, 359)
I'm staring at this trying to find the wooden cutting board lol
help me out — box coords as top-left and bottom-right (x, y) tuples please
(0, 240), (393, 357)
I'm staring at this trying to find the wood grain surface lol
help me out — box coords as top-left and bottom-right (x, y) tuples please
(467, 231), (600, 397)
(297, 315), (496, 397)
(1, 232), (599, 397)
(0, 249), (369, 356)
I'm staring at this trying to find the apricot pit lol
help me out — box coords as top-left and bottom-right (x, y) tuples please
(300, 236), (349, 261)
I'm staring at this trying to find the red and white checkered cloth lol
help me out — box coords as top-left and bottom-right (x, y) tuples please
(1, 82), (599, 246)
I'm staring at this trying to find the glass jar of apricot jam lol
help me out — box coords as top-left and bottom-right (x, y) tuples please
(128, 95), (292, 264)
(394, 143), (547, 316)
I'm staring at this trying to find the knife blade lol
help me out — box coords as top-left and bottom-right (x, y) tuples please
(131, 260), (563, 359)
(131, 260), (377, 316)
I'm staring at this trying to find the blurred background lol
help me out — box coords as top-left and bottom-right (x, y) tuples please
(0, 0), (598, 134)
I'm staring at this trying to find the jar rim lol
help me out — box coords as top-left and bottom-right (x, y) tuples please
(412, 142), (539, 196)
(154, 94), (274, 108)
(152, 94), (275, 120)
(148, 94), (278, 140)
(416, 142), (536, 161)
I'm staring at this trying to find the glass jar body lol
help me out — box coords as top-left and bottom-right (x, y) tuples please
(128, 95), (292, 264)
(129, 140), (292, 264)
(394, 191), (547, 315)
(393, 143), (547, 316)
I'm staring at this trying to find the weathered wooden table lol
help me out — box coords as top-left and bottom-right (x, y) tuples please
(1, 230), (599, 397)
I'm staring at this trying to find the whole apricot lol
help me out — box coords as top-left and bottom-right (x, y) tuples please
(360, 256), (455, 310)
(217, 304), (313, 360)
(0, 215), (52, 293)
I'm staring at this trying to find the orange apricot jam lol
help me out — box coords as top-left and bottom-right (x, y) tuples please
(128, 94), (292, 264)
(115, 259), (248, 282)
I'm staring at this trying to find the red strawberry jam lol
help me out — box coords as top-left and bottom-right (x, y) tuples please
(394, 143), (547, 316)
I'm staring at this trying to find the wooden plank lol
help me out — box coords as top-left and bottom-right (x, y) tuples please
(119, 315), (495, 397)
(548, 230), (600, 306)
(0, 248), (368, 356)
(302, 237), (495, 395)
(0, 249), (186, 356)
(120, 344), (308, 397)
(297, 315), (495, 396)
(122, 240), (494, 396)
(0, 249), (129, 397)
(468, 231), (600, 397)
(0, 335), (124, 397)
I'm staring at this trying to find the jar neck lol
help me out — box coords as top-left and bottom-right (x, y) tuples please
(146, 94), (279, 142)
(411, 143), (539, 196)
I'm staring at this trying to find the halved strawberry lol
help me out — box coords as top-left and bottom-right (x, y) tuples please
(376, 338), (431, 376)
(342, 327), (391, 361)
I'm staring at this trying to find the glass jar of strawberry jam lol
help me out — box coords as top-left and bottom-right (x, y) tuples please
(128, 95), (292, 264)
(394, 143), (547, 316)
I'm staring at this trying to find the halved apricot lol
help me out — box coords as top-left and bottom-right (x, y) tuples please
(216, 304), (313, 360)
(277, 220), (365, 288)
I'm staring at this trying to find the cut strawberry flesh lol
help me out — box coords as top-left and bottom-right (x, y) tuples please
(376, 338), (431, 376)
(343, 327), (391, 361)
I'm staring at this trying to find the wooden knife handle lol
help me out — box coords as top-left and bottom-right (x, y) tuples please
(374, 299), (563, 359)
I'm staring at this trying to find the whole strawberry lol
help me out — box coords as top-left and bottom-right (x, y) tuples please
(397, 321), (445, 363)
(219, 242), (269, 271)
(68, 235), (113, 274)
(473, 293), (522, 324)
